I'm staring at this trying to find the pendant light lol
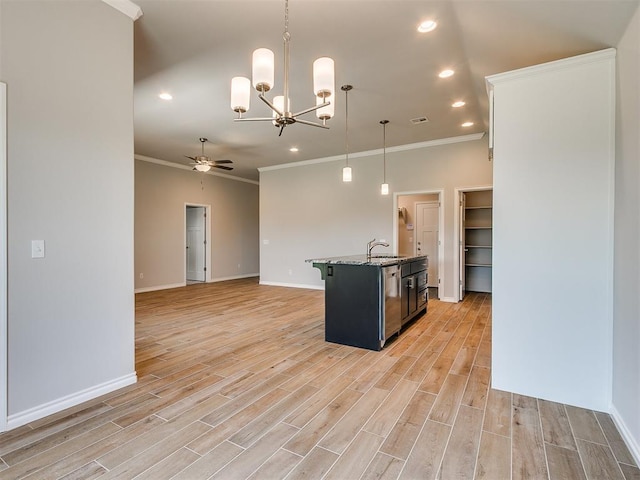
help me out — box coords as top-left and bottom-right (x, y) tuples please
(342, 85), (353, 182)
(380, 120), (389, 195)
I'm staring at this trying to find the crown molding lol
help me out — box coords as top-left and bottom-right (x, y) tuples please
(486, 48), (616, 86)
(135, 154), (260, 186)
(258, 132), (485, 173)
(101, 0), (143, 21)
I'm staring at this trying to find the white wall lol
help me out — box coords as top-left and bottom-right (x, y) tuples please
(1, 0), (136, 424)
(259, 135), (492, 299)
(135, 159), (259, 290)
(489, 50), (615, 412)
(612, 6), (640, 462)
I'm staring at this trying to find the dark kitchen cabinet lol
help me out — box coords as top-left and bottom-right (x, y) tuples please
(401, 259), (428, 326)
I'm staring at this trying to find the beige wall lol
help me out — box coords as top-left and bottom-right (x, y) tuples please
(259, 135), (492, 300)
(135, 160), (259, 290)
(1, 0), (136, 422)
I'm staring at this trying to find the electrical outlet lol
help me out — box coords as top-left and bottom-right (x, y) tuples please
(288, 269), (293, 276)
(139, 273), (144, 279)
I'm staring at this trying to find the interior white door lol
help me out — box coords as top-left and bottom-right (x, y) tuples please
(415, 202), (439, 289)
(459, 192), (466, 301)
(186, 206), (206, 282)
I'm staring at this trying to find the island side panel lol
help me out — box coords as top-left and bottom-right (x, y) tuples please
(324, 264), (382, 351)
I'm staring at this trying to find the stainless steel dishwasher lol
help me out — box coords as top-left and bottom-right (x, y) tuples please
(382, 265), (401, 345)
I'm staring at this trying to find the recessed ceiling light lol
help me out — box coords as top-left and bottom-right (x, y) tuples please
(289, 147), (299, 152)
(417, 20), (437, 33)
(452, 101), (466, 108)
(158, 92), (173, 100)
(461, 121), (474, 127)
(438, 69), (454, 78)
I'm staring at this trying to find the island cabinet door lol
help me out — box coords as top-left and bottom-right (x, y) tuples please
(324, 264), (382, 351)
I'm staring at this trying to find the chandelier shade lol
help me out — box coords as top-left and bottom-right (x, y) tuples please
(252, 48), (275, 92)
(231, 76), (251, 113)
(316, 95), (334, 120)
(272, 96), (290, 125)
(313, 57), (335, 97)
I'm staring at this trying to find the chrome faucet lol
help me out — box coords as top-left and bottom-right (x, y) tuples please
(367, 238), (389, 258)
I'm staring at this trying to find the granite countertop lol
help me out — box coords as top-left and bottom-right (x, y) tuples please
(306, 254), (427, 267)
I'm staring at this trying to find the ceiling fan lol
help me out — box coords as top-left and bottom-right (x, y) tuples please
(185, 138), (233, 172)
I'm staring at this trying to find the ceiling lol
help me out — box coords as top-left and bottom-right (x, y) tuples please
(133, 0), (639, 181)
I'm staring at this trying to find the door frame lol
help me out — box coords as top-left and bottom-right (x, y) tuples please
(454, 185), (493, 302)
(393, 189), (444, 300)
(1, 82), (7, 431)
(184, 203), (211, 283)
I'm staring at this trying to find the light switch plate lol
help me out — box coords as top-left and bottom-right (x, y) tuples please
(31, 240), (45, 258)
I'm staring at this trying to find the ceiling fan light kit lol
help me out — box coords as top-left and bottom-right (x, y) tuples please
(230, 0), (335, 136)
(186, 138), (234, 173)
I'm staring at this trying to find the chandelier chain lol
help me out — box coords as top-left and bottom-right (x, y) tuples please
(284, 0), (289, 36)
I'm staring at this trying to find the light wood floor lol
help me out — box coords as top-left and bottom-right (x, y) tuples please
(0, 278), (637, 479)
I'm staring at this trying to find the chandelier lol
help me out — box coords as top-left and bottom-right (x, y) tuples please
(230, 0), (335, 136)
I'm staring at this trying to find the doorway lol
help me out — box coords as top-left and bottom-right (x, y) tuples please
(395, 191), (443, 300)
(184, 204), (211, 284)
(455, 187), (493, 302)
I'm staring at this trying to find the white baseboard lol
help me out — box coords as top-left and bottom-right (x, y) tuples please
(259, 280), (325, 291)
(7, 372), (137, 431)
(439, 296), (457, 303)
(610, 405), (640, 467)
(209, 273), (259, 283)
(135, 275), (261, 293)
(135, 282), (185, 293)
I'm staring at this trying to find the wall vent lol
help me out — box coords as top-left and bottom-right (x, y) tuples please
(410, 116), (429, 125)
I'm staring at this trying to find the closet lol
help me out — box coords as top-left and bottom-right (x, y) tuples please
(461, 189), (492, 294)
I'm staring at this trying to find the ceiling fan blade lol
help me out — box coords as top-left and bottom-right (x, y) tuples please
(213, 159), (233, 164)
(185, 155), (197, 161)
(213, 165), (233, 171)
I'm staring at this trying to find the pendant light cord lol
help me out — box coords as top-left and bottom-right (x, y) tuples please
(345, 88), (349, 167)
(383, 122), (386, 182)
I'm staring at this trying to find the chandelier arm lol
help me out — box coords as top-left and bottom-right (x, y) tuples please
(294, 118), (330, 129)
(233, 117), (276, 122)
(291, 100), (330, 118)
(258, 93), (283, 116)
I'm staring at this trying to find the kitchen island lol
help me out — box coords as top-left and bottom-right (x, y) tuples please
(307, 254), (428, 351)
